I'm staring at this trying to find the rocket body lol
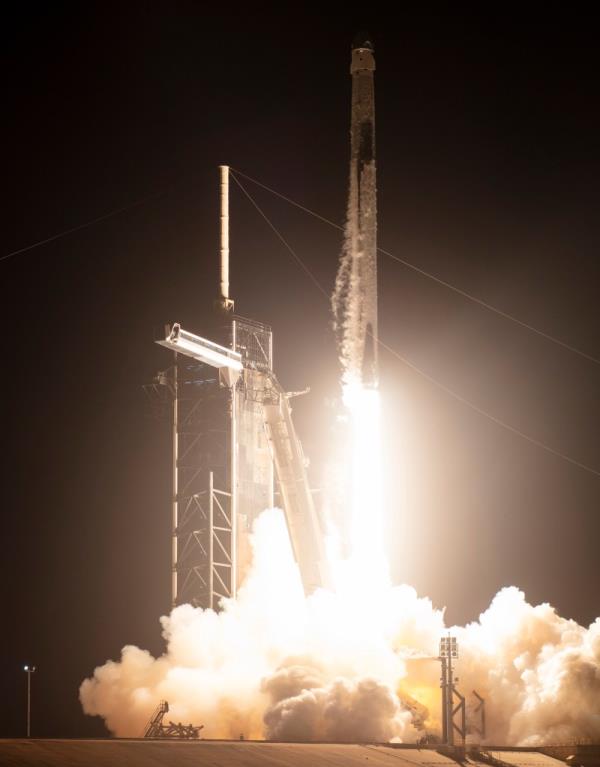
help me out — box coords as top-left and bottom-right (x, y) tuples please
(334, 37), (378, 389)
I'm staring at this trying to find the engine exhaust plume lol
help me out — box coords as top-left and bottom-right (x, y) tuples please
(80, 509), (600, 744)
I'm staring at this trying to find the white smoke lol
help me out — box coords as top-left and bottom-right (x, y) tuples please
(332, 160), (377, 390)
(80, 508), (600, 744)
(332, 220), (358, 387)
(455, 587), (600, 745)
(263, 672), (415, 743)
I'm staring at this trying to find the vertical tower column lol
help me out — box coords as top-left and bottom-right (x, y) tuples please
(218, 165), (234, 313)
(171, 360), (178, 608)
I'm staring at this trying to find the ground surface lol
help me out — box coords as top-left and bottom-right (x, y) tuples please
(0, 740), (581, 767)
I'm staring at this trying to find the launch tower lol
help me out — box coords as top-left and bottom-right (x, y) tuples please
(157, 167), (329, 609)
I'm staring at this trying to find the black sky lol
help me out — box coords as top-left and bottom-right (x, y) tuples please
(2, 5), (599, 738)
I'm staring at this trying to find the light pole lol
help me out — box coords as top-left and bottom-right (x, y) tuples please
(23, 665), (36, 737)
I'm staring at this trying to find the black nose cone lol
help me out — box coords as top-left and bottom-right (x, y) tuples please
(352, 31), (374, 51)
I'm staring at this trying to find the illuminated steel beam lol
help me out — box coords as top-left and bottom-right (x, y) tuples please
(157, 323), (242, 387)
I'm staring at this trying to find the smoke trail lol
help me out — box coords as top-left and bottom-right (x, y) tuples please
(80, 508), (600, 743)
(332, 213), (358, 388)
(332, 183), (378, 387)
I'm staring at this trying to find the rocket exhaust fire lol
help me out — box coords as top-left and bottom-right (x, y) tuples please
(80, 39), (600, 747)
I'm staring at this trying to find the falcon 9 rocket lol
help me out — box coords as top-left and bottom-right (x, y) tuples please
(333, 34), (378, 389)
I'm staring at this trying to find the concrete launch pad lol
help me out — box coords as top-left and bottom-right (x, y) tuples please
(0, 739), (591, 767)
(487, 751), (569, 767)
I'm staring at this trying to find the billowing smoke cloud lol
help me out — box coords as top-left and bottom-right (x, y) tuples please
(80, 508), (600, 744)
(455, 588), (600, 744)
(263, 669), (414, 742)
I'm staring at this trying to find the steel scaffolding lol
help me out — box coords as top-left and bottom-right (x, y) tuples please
(172, 356), (234, 608)
(439, 636), (466, 747)
(160, 317), (274, 610)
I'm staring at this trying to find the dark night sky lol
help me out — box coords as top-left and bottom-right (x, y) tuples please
(2, 5), (599, 738)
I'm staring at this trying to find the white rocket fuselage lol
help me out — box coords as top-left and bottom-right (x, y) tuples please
(348, 39), (377, 388)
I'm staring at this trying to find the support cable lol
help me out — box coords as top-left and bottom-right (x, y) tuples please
(229, 172), (330, 300)
(1, 187), (170, 263)
(230, 167), (600, 367)
(376, 335), (600, 478)
(4, 167), (597, 476)
(230, 170), (600, 480)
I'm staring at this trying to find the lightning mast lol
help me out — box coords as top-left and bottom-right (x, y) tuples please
(217, 164), (234, 314)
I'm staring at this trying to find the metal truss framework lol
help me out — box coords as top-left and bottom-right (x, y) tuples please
(173, 357), (234, 609)
(144, 700), (204, 739)
(471, 690), (486, 741)
(440, 636), (466, 747)
(177, 472), (234, 610)
(158, 313), (325, 609)
(165, 316), (274, 610)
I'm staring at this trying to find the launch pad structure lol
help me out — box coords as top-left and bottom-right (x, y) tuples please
(155, 35), (380, 611)
(152, 38), (481, 748)
(156, 166), (329, 610)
